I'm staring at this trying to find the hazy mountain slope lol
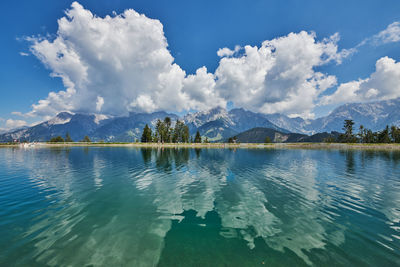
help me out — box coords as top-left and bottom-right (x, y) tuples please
(184, 107), (288, 141)
(229, 108), (289, 133)
(306, 98), (400, 133)
(263, 113), (310, 134)
(197, 119), (239, 142)
(91, 112), (179, 142)
(232, 127), (339, 143)
(0, 112), (110, 142)
(263, 98), (400, 134)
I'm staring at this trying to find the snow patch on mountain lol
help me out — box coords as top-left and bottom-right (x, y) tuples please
(46, 112), (74, 126)
(94, 114), (110, 124)
(184, 107), (233, 127)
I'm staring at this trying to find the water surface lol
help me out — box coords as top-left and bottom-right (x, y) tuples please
(0, 147), (400, 266)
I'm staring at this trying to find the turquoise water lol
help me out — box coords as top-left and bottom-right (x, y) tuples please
(0, 147), (400, 266)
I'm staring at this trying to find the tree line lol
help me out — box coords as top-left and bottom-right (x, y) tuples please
(141, 117), (205, 143)
(49, 133), (91, 143)
(326, 119), (400, 143)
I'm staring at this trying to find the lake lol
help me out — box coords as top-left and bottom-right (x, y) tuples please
(0, 147), (400, 266)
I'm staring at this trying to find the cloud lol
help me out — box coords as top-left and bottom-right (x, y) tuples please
(371, 21), (400, 45)
(358, 21), (400, 47)
(5, 119), (27, 130)
(96, 96), (104, 112)
(214, 31), (340, 118)
(321, 56), (400, 105)
(19, 52), (29, 56)
(22, 2), (350, 119)
(27, 2), (198, 117)
(217, 45), (241, 57)
(183, 66), (226, 111)
(27, 88), (76, 119)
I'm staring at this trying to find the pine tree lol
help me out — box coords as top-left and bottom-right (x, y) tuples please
(357, 125), (365, 143)
(141, 124), (152, 143)
(155, 119), (164, 143)
(183, 125), (190, 143)
(378, 125), (391, 143)
(65, 132), (73, 142)
(82, 136), (91, 142)
(228, 136), (237, 143)
(391, 126), (400, 143)
(172, 120), (184, 143)
(339, 119), (357, 143)
(194, 131), (202, 143)
(49, 136), (65, 143)
(164, 117), (172, 143)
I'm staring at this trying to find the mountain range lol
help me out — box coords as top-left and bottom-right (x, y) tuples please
(1, 98), (399, 142)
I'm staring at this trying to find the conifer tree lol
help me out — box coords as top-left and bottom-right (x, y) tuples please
(65, 132), (73, 142)
(194, 131), (202, 143)
(183, 125), (190, 143)
(49, 136), (64, 143)
(82, 136), (91, 142)
(378, 125), (391, 143)
(391, 126), (400, 143)
(141, 124), (152, 143)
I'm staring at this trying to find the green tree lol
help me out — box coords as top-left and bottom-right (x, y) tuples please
(357, 125), (366, 143)
(65, 132), (73, 142)
(194, 131), (202, 143)
(141, 124), (152, 143)
(391, 126), (400, 143)
(155, 118), (171, 143)
(228, 136), (237, 143)
(172, 120), (185, 143)
(82, 136), (91, 142)
(377, 125), (391, 143)
(182, 125), (190, 143)
(203, 137), (209, 143)
(155, 119), (164, 143)
(339, 119), (357, 143)
(152, 131), (159, 143)
(49, 136), (64, 142)
(265, 136), (271, 143)
(164, 117), (172, 142)
(364, 129), (377, 143)
(323, 136), (336, 143)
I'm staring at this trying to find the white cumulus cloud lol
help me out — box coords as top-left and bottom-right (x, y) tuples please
(27, 2), (199, 117)
(214, 31), (340, 118)
(22, 2), (356, 120)
(217, 45), (241, 57)
(321, 56), (400, 105)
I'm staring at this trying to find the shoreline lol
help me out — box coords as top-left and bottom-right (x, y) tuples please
(1, 142), (400, 150)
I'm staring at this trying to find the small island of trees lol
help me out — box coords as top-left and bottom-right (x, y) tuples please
(141, 117), (194, 143)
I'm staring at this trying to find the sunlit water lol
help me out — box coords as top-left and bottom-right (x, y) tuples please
(0, 147), (400, 266)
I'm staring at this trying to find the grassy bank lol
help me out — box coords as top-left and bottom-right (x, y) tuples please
(1, 142), (400, 150)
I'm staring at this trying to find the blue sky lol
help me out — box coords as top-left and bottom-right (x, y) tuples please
(1, 0), (400, 130)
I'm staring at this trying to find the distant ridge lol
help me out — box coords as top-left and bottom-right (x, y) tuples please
(265, 98), (400, 134)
